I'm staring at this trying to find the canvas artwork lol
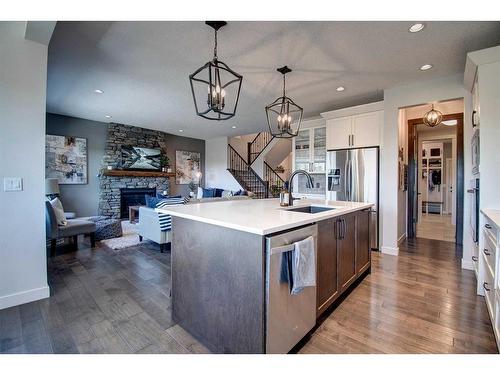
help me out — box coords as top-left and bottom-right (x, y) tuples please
(121, 146), (161, 170)
(176, 150), (201, 184)
(46, 135), (88, 184)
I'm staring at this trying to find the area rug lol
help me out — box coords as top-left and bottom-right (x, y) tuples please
(100, 220), (141, 250)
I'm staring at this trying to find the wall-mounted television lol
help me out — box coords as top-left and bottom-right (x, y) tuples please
(121, 146), (162, 171)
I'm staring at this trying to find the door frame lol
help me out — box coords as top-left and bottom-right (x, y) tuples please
(406, 112), (464, 246)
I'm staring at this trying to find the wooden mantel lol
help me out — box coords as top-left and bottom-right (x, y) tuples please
(103, 170), (175, 178)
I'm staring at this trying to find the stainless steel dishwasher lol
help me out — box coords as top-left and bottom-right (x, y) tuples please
(265, 224), (318, 354)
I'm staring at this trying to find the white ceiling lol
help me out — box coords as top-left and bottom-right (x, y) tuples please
(47, 21), (500, 139)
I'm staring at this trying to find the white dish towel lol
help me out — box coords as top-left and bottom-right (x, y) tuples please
(291, 235), (316, 295)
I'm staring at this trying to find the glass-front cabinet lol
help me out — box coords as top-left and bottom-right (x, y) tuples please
(292, 126), (326, 196)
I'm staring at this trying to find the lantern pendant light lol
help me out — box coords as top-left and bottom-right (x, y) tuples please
(189, 21), (243, 121)
(423, 104), (443, 127)
(265, 66), (303, 138)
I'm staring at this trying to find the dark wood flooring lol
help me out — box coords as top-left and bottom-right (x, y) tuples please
(0, 239), (209, 354)
(0, 237), (497, 354)
(300, 237), (498, 354)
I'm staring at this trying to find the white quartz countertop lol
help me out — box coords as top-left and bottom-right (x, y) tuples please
(481, 208), (500, 229)
(157, 198), (374, 235)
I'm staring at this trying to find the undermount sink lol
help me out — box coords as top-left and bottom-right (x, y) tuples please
(283, 205), (335, 214)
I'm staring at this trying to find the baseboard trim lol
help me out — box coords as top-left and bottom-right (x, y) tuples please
(397, 233), (407, 246)
(0, 285), (50, 310)
(461, 259), (474, 271)
(381, 246), (399, 256)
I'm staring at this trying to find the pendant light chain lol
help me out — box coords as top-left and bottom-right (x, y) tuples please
(213, 28), (218, 60)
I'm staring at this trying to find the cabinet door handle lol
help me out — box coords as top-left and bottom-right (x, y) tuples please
(485, 224), (492, 229)
(341, 218), (346, 239)
(483, 282), (491, 292)
(472, 256), (478, 262)
(483, 249), (491, 256)
(472, 110), (478, 127)
(352, 134), (354, 146)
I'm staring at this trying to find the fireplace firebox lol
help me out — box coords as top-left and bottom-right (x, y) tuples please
(120, 188), (156, 219)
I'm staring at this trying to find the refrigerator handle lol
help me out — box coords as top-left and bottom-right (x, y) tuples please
(349, 159), (354, 202)
(344, 158), (350, 200)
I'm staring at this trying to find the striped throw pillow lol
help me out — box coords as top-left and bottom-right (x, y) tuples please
(156, 197), (189, 209)
(155, 197), (189, 231)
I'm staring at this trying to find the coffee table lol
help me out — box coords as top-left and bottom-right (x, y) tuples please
(129, 205), (144, 223)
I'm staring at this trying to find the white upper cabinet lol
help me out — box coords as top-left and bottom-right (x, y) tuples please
(352, 111), (382, 148)
(322, 102), (384, 150)
(326, 116), (351, 150)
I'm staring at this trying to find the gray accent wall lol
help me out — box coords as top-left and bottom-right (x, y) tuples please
(46, 113), (108, 217)
(46, 113), (205, 217)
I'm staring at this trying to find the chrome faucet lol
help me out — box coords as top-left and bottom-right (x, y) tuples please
(287, 170), (314, 206)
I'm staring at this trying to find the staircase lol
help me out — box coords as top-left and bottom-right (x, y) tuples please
(247, 132), (274, 165)
(264, 161), (285, 198)
(227, 144), (269, 199)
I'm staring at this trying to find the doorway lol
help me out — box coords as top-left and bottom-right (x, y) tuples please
(406, 107), (464, 249)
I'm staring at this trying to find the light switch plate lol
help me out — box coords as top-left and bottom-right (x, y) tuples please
(4, 177), (23, 192)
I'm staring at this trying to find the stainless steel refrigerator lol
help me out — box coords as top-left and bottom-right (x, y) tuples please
(326, 147), (379, 250)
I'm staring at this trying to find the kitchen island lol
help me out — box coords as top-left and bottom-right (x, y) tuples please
(158, 198), (373, 353)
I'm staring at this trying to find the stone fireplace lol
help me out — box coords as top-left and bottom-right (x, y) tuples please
(98, 123), (170, 218)
(120, 188), (156, 219)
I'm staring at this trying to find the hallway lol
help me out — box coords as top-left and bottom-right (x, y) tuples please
(417, 213), (456, 242)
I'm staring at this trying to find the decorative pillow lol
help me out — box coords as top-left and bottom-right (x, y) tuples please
(145, 195), (162, 208)
(50, 197), (67, 226)
(157, 193), (181, 199)
(214, 188), (224, 198)
(202, 188), (215, 198)
(156, 197), (190, 209)
(233, 189), (248, 196)
(197, 187), (203, 199)
(221, 190), (233, 198)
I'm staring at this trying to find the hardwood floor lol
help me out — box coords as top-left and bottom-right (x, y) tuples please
(300, 238), (497, 354)
(0, 239), (209, 354)
(0, 237), (497, 354)
(417, 213), (456, 242)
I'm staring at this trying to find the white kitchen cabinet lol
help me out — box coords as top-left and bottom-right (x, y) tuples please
(326, 116), (351, 150)
(292, 125), (326, 196)
(293, 126), (326, 174)
(352, 111), (382, 148)
(325, 110), (382, 150)
(478, 209), (500, 351)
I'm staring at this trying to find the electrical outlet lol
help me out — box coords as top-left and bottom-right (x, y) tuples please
(3, 177), (23, 192)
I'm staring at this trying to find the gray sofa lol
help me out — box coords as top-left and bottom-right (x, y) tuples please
(45, 201), (96, 256)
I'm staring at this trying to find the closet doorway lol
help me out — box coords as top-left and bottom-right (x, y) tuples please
(407, 110), (464, 247)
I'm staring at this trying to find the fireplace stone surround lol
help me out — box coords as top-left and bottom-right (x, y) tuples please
(98, 123), (170, 218)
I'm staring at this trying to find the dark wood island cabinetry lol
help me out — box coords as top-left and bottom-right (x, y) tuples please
(316, 209), (371, 316)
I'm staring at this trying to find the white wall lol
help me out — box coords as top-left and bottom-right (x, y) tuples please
(0, 22), (50, 309)
(382, 74), (469, 256)
(205, 137), (243, 191)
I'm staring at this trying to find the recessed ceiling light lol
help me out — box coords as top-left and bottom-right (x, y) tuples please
(94, 89), (104, 94)
(420, 64), (433, 71)
(336, 86), (345, 92)
(179, 129), (184, 132)
(231, 126), (237, 129)
(409, 23), (425, 33)
(105, 115), (112, 119)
